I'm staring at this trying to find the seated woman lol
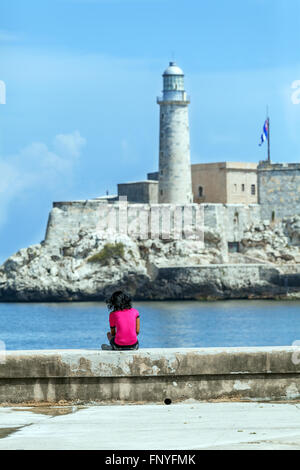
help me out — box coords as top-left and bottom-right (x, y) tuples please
(101, 290), (140, 351)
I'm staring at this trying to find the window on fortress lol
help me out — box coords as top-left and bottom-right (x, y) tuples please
(251, 184), (256, 195)
(198, 186), (204, 197)
(242, 184), (245, 192)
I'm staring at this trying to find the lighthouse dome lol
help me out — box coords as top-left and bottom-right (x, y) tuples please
(163, 62), (184, 76)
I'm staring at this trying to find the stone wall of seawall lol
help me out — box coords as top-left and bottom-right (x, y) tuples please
(1, 347), (300, 404)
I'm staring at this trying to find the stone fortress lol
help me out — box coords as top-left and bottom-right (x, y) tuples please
(48, 61), (300, 247)
(115, 63), (300, 221)
(1, 61), (300, 301)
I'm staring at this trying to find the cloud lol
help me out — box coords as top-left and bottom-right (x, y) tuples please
(54, 130), (86, 159)
(0, 131), (86, 227)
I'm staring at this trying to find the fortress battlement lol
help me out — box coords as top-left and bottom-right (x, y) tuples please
(258, 161), (300, 171)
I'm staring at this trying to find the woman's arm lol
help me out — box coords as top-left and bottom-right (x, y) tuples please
(110, 326), (116, 337)
(136, 317), (140, 335)
(107, 326), (116, 342)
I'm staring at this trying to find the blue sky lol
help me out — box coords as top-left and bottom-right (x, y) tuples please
(1, 0), (300, 263)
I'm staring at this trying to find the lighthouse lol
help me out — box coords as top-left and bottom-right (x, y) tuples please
(157, 62), (193, 204)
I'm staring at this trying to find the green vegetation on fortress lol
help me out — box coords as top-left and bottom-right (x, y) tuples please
(87, 243), (125, 265)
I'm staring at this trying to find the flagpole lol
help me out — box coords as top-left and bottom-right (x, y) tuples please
(267, 106), (271, 163)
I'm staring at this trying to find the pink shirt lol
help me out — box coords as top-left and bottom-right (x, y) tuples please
(109, 308), (140, 346)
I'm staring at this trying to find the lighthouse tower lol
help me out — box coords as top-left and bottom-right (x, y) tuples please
(157, 62), (193, 204)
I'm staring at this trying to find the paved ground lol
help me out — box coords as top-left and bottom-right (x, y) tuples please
(0, 402), (300, 450)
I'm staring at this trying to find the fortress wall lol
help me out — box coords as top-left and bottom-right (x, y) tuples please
(45, 201), (108, 245)
(1, 347), (300, 404)
(258, 163), (300, 220)
(44, 201), (261, 246)
(203, 204), (261, 243)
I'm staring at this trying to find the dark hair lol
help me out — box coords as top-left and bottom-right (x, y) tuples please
(106, 291), (132, 312)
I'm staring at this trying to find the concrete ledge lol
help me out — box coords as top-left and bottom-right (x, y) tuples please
(1, 347), (300, 404)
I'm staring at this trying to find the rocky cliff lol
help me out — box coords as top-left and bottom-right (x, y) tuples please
(0, 216), (300, 301)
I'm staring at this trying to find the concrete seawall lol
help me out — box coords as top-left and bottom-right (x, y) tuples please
(1, 347), (300, 404)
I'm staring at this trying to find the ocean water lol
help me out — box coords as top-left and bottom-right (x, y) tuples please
(0, 300), (300, 350)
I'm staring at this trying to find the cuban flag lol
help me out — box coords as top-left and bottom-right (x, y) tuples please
(259, 119), (269, 146)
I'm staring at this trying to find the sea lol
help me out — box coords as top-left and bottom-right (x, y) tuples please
(0, 300), (300, 350)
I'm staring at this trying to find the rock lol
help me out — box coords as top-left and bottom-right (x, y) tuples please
(284, 216), (300, 246)
(0, 216), (300, 301)
(240, 217), (300, 265)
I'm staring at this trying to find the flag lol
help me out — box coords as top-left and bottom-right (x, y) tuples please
(259, 119), (269, 146)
